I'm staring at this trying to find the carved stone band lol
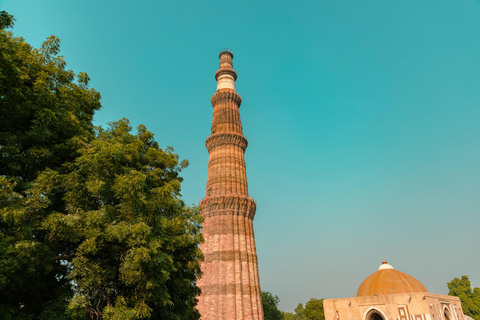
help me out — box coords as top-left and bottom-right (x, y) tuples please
(215, 68), (237, 81)
(206, 133), (248, 152)
(200, 196), (257, 219)
(201, 284), (261, 296)
(211, 91), (242, 107)
(204, 251), (257, 263)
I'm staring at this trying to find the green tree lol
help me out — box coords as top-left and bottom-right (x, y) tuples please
(281, 303), (306, 320)
(262, 291), (284, 320)
(304, 299), (324, 320)
(50, 119), (203, 319)
(0, 10), (14, 29)
(448, 276), (480, 320)
(1, 10), (203, 320)
(2, 118), (204, 319)
(0, 10), (101, 319)
(283, 303), (307, 320)
(295, 303), (307, 320)
(283, 312), (296, 320)
(0, 16), (101, 186)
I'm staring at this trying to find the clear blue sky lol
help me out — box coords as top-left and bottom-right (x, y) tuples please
(3, 0), (479, 312)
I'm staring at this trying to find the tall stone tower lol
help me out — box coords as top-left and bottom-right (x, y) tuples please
(197, 50), (264, 320)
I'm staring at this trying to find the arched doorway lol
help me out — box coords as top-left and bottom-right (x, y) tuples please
(444, 308), (452, 320)
(366, 309), (387, 320)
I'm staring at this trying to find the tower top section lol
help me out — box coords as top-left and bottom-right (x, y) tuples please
(219, 48), (233, 59)
(215, 49), (237, 91)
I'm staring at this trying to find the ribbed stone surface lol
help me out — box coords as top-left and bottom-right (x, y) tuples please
(357, 262), (428, 297)
(196, 51), (264, 320)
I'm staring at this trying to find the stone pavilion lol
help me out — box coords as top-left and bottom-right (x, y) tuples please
(324, 262), (465, 320)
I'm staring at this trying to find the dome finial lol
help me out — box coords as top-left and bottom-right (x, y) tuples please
(378, 261), (394, 270)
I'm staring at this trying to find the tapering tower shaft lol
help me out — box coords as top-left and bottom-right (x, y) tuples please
(197, 51), (263, 320)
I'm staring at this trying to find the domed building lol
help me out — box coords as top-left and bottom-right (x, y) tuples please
(324, 262), (465, 320)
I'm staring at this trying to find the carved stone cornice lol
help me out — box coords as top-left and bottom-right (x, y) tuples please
(211, 91), (242, 107)
(214, 68), (237, 81)
(205, 132), (248, 152)
(200, 195), (256, 219)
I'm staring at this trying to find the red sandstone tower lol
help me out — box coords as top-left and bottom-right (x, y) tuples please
(196, 50), (264, 320)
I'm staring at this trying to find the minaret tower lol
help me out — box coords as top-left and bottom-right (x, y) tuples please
(197, 50), (264, 320)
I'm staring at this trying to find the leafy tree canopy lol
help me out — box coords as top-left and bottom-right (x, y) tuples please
(0, 13), (101, 187)
(0, 9), (203, 320)
(448, 276), (480, 320)
(259, 293), (325, 320)
(262, 291), (284, 320)
(281, 302), (309, 320)
(0, 9), (101, 319)
(294, 303), (307, 320)
(54, 119), (202, 319)
(0, 10), (14, 29)
(283, 312), (297, 320)
(304, 298), (324, 320)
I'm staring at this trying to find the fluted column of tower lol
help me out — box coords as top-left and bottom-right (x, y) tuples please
(197, 51), (264, 320)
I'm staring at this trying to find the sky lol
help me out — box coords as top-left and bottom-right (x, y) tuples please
(2, 0), (480, 312)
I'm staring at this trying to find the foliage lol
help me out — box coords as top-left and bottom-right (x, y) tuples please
(281, 302), (307, 320)
(61, 119), (203, 319)
(448, 276), (480, 320)
(262, 291), (284, 320)
(0, 10), (203, 319)
(304, 299), (324, 320)
(1, 117), (204, 319)
(294, 303), (307, 320)
(283, 312), (296, 320)
(0, 17), (101, 186)
(0, 9), (101, 319)
(0, 10), (14, 29)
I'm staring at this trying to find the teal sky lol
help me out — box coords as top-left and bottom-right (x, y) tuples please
(3, 0), (479, 312)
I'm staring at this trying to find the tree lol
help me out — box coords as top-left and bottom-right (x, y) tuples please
(2, 118), (204, 319)
(1, 10), (101, 319)
(281, 303), (306, 320)
(0, 10), (14, 29)
(0, 16), (101, 186)
(1, 10), (203, 319)
(49, 119), (203, 319)
(304, 298), (324, 320)
(262, 291), (284, 320)
(448, 276), (480, 320)
(294, 303), (307, 320)
(283, 312), (296, 320)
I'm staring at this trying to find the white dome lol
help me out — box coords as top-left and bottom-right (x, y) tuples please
(378, 261), (394, 270)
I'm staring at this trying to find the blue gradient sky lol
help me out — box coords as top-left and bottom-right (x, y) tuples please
(3, 0), (479, 312)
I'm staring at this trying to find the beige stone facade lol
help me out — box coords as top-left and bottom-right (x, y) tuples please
(325, 292), (464, 320)
(196, 51), (263, 320)
(324, 263), (465, 320)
